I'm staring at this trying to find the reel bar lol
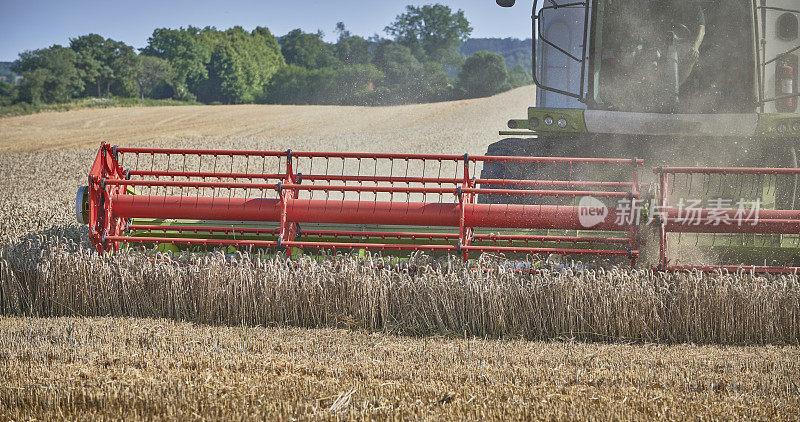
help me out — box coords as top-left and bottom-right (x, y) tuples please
(459, 244), (633, 256)
(657, 166), (800, 175)
(115, 146), (645, 166)
(129, 225), (281, 236)
(665, 218), (800, 234)
(106, 236), (279, 248)
(108, 179), (633, 198)
(128, 169), (634, 190)
(477, 178), (634, 189)
(128, 225), (630, 244)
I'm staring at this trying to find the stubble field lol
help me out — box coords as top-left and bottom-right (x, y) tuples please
(1, 86), (799, 419)
(1, 317), (798, 420)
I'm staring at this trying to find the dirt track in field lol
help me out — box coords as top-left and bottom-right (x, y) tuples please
(0, 86), (535, 154)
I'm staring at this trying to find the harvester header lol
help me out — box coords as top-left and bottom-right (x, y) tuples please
(76, 142), (800, 273)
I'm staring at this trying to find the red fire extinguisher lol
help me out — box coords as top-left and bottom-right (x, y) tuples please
(778, 64), (795, 111)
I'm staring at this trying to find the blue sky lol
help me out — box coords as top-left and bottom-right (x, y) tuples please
(0, 0), (533, 61)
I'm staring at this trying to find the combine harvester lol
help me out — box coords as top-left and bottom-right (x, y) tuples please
(76, 0), (800, 273)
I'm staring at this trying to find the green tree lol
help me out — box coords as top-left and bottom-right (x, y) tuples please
(13, 45), (83, 103)
(507, 64), (533, 88)
(142, 27), (210, 100)
(264, 64), (382, 106)
(371, 41), (450, 104)
(457, 51), (510, 98)
(385, 4), (472, 65)
(0, 81), (17, 106)
(17, 68), (47, 104)
(207, 43), (247, 103)
(418, 61), (451, 102)
(264, 65), (333, 104)
(108, 41), (138, 96)
(334, 22), (372, 65)
(70, 34), (137, 97)
(460, 37), (533, 70)
(331, 64), (384, 105)
(200, 26), (284, 103)
(69, 34), (105, 97)
(372, 41), (421, 94)
(133, 55), (174, 99)
(279, 29), (339, 69)
(264, 64), (312, 104)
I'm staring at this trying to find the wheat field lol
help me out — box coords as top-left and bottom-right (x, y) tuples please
(2, 238), (800, 345)
(0, 317), (798, 420)
(1, 88), (799, 419)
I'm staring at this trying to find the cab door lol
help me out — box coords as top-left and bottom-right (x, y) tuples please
(534, 0), (592, 108)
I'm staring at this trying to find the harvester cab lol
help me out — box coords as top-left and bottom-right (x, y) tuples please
(492, 0), (800, 166)
(484, 0), (800, 270)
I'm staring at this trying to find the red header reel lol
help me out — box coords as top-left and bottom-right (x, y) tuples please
(76, 142), (800, 273)
(76, 142), (643, 264)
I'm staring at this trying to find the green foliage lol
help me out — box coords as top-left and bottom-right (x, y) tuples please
(142, 27), (210, 99)
(371, 41), (424, 103)
(144, 26), (283, 104)
(279, 29), (339, 70)
(461, 38), (533, 71)
(264, 65), (332, 105)
(335, 23), (372, 65)
(371, 41), (450, 104)
(0, 81), (17, 106)
(457, 51), (510, 98)
(419, 61), (452, 101)
(372, 42), (420, 87)
(0, 62), (17, 80)
(385, 4), (472, 65)
(133, 56), (174, 99)
(13, 45), (83, 104)
(207, 43), (247, 103)
(68, 34), (106, 97)
(264, 64), (383, 105)
(332, 64), (384, 104)
(508, 65), (533, 88)
(109, 77), (138, 98)
(200, 26), (284, 104)
(70, 34), (137, 97)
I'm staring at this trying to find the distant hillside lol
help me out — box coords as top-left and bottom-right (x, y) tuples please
(461, 38), (533, 71)
(0, 62), (16, 80)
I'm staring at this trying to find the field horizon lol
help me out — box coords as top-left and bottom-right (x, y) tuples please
(0, 85), (536, 154)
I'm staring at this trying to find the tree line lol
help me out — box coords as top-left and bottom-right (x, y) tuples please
(461, 38), (533, 73)
(0, 4), (533, 109)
